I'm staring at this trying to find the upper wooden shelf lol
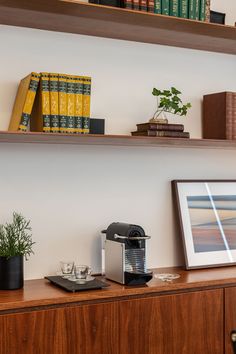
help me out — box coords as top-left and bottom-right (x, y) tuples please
(0, 0), (236, 54)
(1, 131), (236, 149)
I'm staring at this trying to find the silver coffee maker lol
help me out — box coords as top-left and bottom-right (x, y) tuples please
(102, 222), (153, 285)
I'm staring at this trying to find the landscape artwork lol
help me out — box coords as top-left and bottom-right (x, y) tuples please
(187, 195), (236, 253)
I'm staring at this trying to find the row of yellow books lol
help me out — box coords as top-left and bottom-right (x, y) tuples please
(8, 72), (92, 134)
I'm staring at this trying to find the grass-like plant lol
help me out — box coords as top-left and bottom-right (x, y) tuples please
(0, 212), (35, 259)
(152, 87), (191, 119)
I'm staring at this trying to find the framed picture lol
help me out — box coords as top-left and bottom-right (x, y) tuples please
(172, 180), (236, 269)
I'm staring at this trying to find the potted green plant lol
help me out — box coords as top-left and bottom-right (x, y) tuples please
(150, 87), (191, 123)
(0, 212), (35, 290)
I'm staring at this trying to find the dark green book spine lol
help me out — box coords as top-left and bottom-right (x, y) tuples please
(179, 0), (188, 18)
(154, 0), (161, 13)
(189, 0), (200, 19)
(170, 0), (179, 16)
(199, 0), (206, 21)
(195, 0), (200, 19)
(161, 0), (169, 15)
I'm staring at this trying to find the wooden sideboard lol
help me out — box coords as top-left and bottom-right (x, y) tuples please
(1, 266), (236, 354)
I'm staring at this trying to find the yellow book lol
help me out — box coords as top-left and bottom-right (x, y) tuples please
(67, 75), (76, 134)
(30, 73), (50, 132)
(74, 76), (84, 134)
(58, 74), (68, 133)
(41, 73), (51, 132)
(82, 76), (91, 134)
(49, 73), (59, 133)
(8, 72), (40, 131)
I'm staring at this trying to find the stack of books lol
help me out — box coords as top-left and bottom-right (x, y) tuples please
(8, 72), (92, 134)
(123, 0), (210, 21)
(203, 92), (236, 140)
(131, 122), (190, 138)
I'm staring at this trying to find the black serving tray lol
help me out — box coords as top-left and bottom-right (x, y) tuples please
(45, 276), (110, 292)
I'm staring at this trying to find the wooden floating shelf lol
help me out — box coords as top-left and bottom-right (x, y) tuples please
(1, 131), (236, 149)
(0, 0), (236, 54)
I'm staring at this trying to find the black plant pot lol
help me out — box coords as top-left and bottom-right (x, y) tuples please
(0, 255), (23, 290)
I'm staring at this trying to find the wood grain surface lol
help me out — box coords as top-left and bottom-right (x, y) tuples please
(0, 266), (236, 313)
(0, 289), (223, 354)
(0, 301), (119, 354)
(0, 0), (235, 54)
(225, 287), (236, 354)
(119, 289), (223, 354)
(1, 131), (236, 149)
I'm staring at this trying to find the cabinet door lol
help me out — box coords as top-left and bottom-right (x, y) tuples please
(119, 289), (223, 354)
(225, 287), (236, 354)
(0, 301), (118, 354)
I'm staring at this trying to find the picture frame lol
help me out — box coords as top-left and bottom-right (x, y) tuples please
(172, 180), (236, 269)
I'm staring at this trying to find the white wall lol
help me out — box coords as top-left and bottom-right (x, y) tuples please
(0, 1), (236, 279)
(211, 0), (236, 25)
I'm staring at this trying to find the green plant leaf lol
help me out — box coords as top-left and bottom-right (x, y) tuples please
(171, 87), (181, 95)
(0, 213), (35, 259)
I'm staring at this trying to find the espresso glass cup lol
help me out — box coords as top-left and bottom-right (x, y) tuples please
(60, 261), (74, 276)
(74, 265), (90, 280)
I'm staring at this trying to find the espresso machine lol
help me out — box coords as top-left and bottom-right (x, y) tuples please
(102, 222), (153, 285)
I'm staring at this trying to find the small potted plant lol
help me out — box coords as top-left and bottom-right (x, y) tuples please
(150, 87), (191, 123)
(0, 212), (35, 290)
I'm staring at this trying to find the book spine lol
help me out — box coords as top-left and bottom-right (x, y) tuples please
(49, 73), (59, 133)
(189, 0), (195, 19)
(199, 0), (206, 21)
(205, 0), (210, 22)
(123, 0), (133, 8)
(161, 0), (169, 15)
(195, 0), (200, 19)
(147, 0), (154, 12)
(58, 74), (68, 133)
(132, 130), (190, 137)
(41, 73), (51, 133)
(170, 0), (179, 17)
(132, 0), (139, 10)
(137, 123), (184, 131)
(18, 73), (40, 131)
(233, 93), (236, 140)
(226, 93), (233, 140)
(74, 76), (84, 134)
(179, 0), (188, 18)
(140, 0), (147, 11)
(67, 75), (76, 134)
(82, 77), (92, 134)
(154, 0), (161, 13)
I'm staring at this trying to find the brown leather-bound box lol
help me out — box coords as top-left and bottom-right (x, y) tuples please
(203, 92), (236, 140)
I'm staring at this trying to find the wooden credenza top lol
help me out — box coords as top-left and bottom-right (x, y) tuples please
(1, 266), (236, 313)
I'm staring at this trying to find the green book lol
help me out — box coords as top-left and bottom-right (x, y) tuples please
(199, 0), (206, 21)
(161, 0), (169, 15)
(179, 0), (188, 18)
(170, 0), (179, 16)
(154, 0), (161, 14)
(189, 0), (200, 20)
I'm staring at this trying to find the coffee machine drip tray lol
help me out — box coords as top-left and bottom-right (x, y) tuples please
(124, 271), (153, 286)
